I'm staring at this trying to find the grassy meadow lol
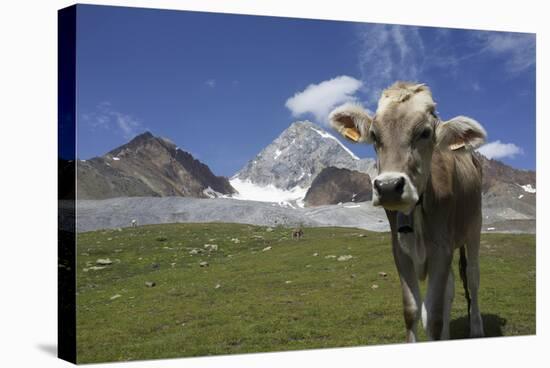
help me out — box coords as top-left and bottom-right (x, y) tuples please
(76, 223), (535, 363)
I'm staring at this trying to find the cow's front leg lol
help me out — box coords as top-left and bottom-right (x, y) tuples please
(392, 233), (422, 342)
(423, 246), (453, 340)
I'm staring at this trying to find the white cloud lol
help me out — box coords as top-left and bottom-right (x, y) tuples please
(205, 79), (216, 88)
(477, 140), (524, 159)
(112, 112), (141, 139)
(82, 102), (142, 139)
(356, 24), (425, 105)
(285, 75), (363, 125)
(354, 26), (535, 106)
(476, 32), (535, 73)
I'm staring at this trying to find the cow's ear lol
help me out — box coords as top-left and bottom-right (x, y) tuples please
(328, 103), (373, 143)
(436, 116), (487, 150)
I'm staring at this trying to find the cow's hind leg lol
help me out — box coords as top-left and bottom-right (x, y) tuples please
(441, 268), (455, 339)
(466, 231), (484, 338)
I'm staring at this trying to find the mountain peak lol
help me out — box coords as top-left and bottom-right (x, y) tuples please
(78, 132), (235, 199)
(288, 120), (316, 129)
(232, 120), (376, 195)
(130, 131), (155, 143)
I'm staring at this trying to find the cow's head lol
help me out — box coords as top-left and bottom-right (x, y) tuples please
(329, 82), (486, 214)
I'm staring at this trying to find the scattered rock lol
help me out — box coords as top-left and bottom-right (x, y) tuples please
(110, 294), (122, 300)
(378, 272), (388, 278)
(199, 261), (209, 267)
(170, 262), (176, 268)
(371, 284), (379, 290)
(204, 244), (218, 251)
(114, 249), (123, 253)
(305, 264), (312, 268)
(325, 255), (337, 259)
(156, 236), (168, 242)
(285, 280), (293, 284)
(359, 234), (367, 238)
(107, 237), (113, 241)
(82, 267), (95, 272)
(262, 246), (272, 252)
(151, 263), (160, 270)
(96, 258), (112, 266)
(214, 284), (221, 289)
(266, 227), (274, 232)
(145, 281), (156, 288)
(313, 253), (319, 257)
(230, 238), (241, 244)
(337, 255), (353, 262)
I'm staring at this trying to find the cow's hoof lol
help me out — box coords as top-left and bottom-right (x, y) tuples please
(470, 315), (485, 338)
(470, 329), (485, 338)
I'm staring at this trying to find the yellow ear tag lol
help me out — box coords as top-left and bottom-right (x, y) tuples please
(450, 141), (465, 150)
(343, 128), (360, 142)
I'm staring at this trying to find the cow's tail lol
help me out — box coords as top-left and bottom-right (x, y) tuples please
(459, 246), (471, 321)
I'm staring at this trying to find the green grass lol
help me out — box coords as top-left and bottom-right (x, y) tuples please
(76, 223), (535, 363)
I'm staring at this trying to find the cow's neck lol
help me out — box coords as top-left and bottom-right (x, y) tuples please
(396, 175), (433, 277)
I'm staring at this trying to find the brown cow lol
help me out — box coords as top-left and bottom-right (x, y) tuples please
(329, 82), (486, 341)
(292, 228), (304, 240)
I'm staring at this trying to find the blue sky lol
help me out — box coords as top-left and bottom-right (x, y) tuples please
(76, 4), (536, 176)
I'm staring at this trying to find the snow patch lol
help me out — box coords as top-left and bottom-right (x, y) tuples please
(112, 157), (120, 161)
(274, 149), (283, 160)
(518, 194), (524, 199)
(344, 205), (361, 209)
(202, 186), (226, 199)
(230, 178), (308, 208)
(520, 184), (536, 193)
(309, 126), (359, 160)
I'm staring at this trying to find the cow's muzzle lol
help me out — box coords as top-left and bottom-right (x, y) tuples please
(372, 172), (419, 213)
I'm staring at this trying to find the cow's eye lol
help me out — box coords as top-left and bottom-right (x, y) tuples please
(419, 128), (431, 140)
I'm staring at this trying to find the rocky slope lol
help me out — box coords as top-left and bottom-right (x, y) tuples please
(77, 132), (235, 199)
(479, 154), (536, 194)
(304, 167), (372, 207)
(476, 154), (536, 228)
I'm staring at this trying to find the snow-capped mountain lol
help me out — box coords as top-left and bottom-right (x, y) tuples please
(231, 121), (376, 206)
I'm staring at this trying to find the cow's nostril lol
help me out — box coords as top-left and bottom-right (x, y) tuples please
(374, 179), (382, 193)
(395, 176), (405, 194)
